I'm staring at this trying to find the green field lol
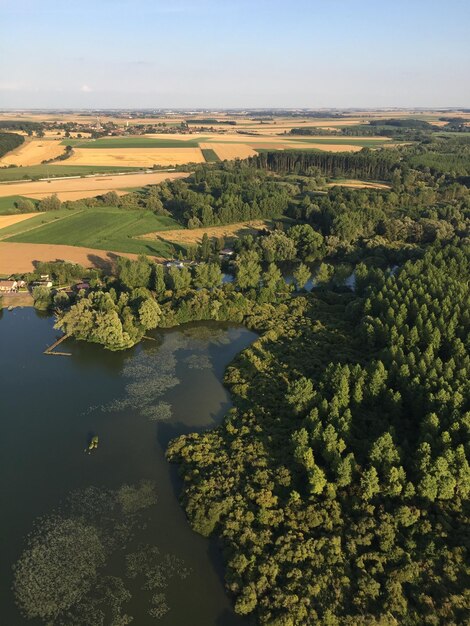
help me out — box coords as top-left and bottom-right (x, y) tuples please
(0, 164), (142, 182)
(201, 148), (220, 163)
(0, 195), (38, 215)
(0, 209), (79, 239)
(62, 137), (207, 148)
(4, 207), (184, 256)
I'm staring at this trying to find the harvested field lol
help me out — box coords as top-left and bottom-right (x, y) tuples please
(61, 147), (204, 167)
(201, 143), (257, 160)
(327, 180), (391, 189)
(0, 138), (65, 166)
(142, 220), (270, 246)
(290, 143), (363, 152)
(0, 213), (39, 229)
(0, 242), (143, 274)
(0, 171), (189, 200)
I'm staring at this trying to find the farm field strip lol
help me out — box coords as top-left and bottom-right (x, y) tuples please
(142, 220), (270, 245)
(0, 171), (189, 200)
(0, 213), (40, 229)
(4, 207), (184, 257)
(0, 242), (143, 274)
(60, 147), (205, 167)
(199, 143), (257, 160)
(0, 210), (82, 241)
(0, 138), (65, 167)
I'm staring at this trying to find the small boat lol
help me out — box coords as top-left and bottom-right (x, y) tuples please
(85, 435), (99, 452)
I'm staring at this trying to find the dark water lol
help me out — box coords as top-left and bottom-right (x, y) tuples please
(0, 308), (257, 626)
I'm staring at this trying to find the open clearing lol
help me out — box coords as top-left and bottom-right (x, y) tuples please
(0, 138), (65, 166)
(3, 207), (183, 257)
(327, 179), (391, 189)
(61, 147), (205, 167)
(0, 213), (39, 228)
(0, 242), (142, 274)
(142, 220), (270, 246)
(0, 171), (189, 200)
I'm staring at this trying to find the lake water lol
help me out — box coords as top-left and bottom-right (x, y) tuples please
(0, 308), (257, 626)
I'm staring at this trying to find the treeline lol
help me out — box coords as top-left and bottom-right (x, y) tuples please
(249, 150), (397, 181)
(0, 132), (24, 159)
(167, 242), (470, 625)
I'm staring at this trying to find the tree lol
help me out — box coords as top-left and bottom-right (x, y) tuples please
(193, 262), (223, 289)
(315, 262), (334, 286)
(288, 224), (324, 261)
(138, 298), (161, 330)
(15, 197), (36, 213)
(293, 263), (311, 291)
(117, 256), (152, 289)
(39, 194), (61, 212)
(200, 233), (212, 260)
(235, 250), (261, 290)
(152, 264), (166, 297)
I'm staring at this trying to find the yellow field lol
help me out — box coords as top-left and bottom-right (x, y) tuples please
(0, 171), (189, 201)
(201, 142), (258, 160)
(327, 180), (391, 189)
(61, 147), (205, 167)
(0, 242), (143, 274)
(0, 213), (40, 229)
(142, 220), (270, 246)
(0, 138), (65, 166)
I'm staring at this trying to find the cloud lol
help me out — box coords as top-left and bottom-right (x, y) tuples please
(80, 84), (92, 93)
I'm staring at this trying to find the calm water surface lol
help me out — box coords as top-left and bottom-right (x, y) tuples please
(0, 308), (257, 626)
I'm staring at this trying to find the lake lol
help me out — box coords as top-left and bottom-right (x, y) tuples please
(0, 307), (257, 626)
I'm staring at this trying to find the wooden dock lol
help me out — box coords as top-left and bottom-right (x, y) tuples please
(44, 334), (72, 356)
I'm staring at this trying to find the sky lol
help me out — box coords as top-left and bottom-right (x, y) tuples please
(0, 0), (469, 109)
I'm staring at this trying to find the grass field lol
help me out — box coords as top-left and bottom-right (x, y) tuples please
(0, 195), (37, 214)
(0, 209), (77, 240)
(0, 164), (141, 182)
(3, 207), (184, 256)
(201, 148), (220, 163)
(63, 137), (205, 148)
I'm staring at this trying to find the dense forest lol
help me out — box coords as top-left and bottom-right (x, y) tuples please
(168, 243), (470, 625)
(0, 132), (24, 159)
(21, 137), (470, 625)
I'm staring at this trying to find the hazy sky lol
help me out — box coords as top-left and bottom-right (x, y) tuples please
(0, 0), (469, 109)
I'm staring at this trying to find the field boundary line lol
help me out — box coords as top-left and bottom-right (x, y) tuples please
(0, 210), (84, 241)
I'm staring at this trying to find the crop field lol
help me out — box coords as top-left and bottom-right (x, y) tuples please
(0, 138), (65, 166)
(0, 209), (79, 240)
(0, 242), (141, 274)
(0, 164), (141, 182)
(63, 137), (205, 148)
(142, 220), (270, 246)
(200, 142), (258, 160)
(201, 148), (220, 162)
(0, 212), (39, 229)
(61, 147), (205, 167)
(0, 171), (189, 201)
(3, 207), (184, 257)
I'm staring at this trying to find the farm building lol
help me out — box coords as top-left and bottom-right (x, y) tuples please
(0, 280), (18, 293)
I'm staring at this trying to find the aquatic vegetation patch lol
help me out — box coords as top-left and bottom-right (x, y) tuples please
(13, 481), (191, 625)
